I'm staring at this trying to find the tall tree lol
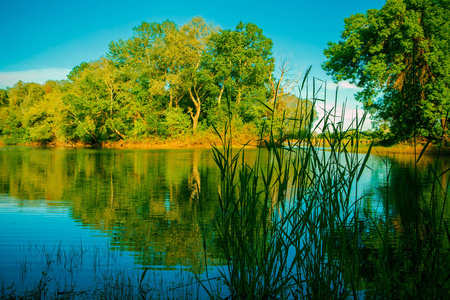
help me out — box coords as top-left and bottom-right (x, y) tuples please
(268, 57), (301, 103)
(207, 22), (274, 107)
(0, 81), (48, 144)
(7, 81), (44, 111)
(108, 20), (178, 109)
(323, 0), (450, 140)
(176, 17), (215, 131)
(23, 80), (69, 143)
(108, 17), (216, 132)
(65, 59), (129, 143)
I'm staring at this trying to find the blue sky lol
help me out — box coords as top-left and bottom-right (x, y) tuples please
(0, 0), (387, 128)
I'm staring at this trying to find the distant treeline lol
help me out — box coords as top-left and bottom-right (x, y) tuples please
(0, 17), (316, 145)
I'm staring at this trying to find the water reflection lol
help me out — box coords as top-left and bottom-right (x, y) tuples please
(357, 153), (450, 297)
(0, 148), (224, 271)
(1, 148), (449, 296)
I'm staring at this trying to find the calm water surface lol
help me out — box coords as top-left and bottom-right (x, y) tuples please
(0, 147), (449, 295)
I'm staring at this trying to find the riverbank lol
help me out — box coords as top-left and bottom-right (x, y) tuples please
(0, 132), (261, 150)
(285, 139), (450, 156)
(2, 136), (450, 155)
(356, 142), (450, 156)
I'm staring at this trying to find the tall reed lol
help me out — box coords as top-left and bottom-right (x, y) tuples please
(365, 134), (450, 298)
(202, 71), (374, 298)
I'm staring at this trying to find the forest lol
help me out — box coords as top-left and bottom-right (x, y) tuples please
(0, 17), (314, 146)
(1, 0), (449, 146)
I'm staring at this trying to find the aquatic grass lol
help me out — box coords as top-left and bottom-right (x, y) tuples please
(365, 133), (450, 298)
(207, 109), (293, 298)
(1, 242), (204, 299)
(202, 71), (374, 299)
(287, 98), (371, 299)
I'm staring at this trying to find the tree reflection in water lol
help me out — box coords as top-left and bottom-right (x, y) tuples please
(1, 148), (449, 297)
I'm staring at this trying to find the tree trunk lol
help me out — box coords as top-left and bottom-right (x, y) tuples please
(441, 118), (448, 131)
(188, 88), (201, 132)
(236, 89), (242, 105)
(191, 107), (200, 131)
(218, 86), (224, 107)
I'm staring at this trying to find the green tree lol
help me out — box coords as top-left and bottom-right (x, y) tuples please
(206, 22), (275, 109)
(108, 17), (216, 132)
(162, 106), (191, 138)
(323, 0), (450, 140)
(66, 57), (165, 142)
(0, 107), (29, 144)
(0, 89), (8, 107)
(177, 17), (215, 131)
(0, 81), (47, 144)
(108, 20), (179, 110)
(23, 80), (70, 143)
(7, 81), (45, 111)
(65, 59), (124, 143)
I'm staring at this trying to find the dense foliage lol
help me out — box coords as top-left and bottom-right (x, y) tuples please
(0, 17), (315, 145)
(323, 0), (450, 141)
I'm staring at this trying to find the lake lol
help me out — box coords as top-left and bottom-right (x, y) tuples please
(0, 147), (449, 298)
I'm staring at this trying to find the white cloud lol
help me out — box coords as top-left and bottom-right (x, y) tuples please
(323, 81), (360, 92)
(314, 102), (372, 132)
(338, 81), (360, 90)
(0, 68), (71, 89)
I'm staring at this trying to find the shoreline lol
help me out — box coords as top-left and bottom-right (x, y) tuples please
(0, 136), (261, 150)
(355, 144), (450, 156)
(1, 139), (449, 155)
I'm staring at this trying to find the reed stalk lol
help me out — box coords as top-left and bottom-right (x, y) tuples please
(203, 71), (374, 299)
(202, 68), (450, 299)
(1, 242), (201, 299)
